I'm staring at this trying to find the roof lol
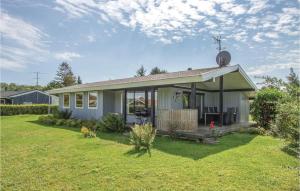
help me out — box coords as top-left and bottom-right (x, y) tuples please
(0, 90), (49, 98)
(0, 91), (29, 98)
(48, 65), (257, 94)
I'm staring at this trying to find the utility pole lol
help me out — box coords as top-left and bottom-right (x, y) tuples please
(33, 72), (41, 87)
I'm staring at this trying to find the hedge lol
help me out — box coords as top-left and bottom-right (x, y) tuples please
(0, 104), (58, 116)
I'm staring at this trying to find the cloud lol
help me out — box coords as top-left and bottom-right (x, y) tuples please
(247, 63), (300, 76)
(54, 0), (300, 45)
(253, 33), (264, 42)
(248, 48), (300, 75)
(54, 52), (81, 61)
(87, 35), (95, 42)
(0, 11), (48, 71)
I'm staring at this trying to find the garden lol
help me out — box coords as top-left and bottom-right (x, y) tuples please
(1, 115), (298, 190)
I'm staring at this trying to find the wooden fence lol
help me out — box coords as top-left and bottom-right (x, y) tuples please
(156, 109), (198, 131)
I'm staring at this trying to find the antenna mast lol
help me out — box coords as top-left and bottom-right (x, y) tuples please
(213, 35), (222, 53)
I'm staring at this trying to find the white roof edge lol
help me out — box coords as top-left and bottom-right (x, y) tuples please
(201, 65), (257, 90)
(236, 65), (257, 90)
(9, 90), (49, 98)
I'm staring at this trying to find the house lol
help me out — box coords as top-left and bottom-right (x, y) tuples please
(0, 90), (56, 105)
(48, 64), (256, 132)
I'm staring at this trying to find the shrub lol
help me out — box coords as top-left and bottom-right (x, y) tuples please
(81, 126), (96, 138)
(82, 120), (97, 130)
(276, 100), (300, 145)
(168, 121), (180, 139)
(129, 124), (156, 156)
(250, 88), (283, 129)
(38, 115), (57, 125)
(97, 113), (125, 133)
(0, 104), (57, 116)
(53, 109), (72, 119)
(239, 127), (266, 135)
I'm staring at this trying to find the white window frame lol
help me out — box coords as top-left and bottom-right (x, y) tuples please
(75, 92), (84, 109)
(88, 91), (98, 109)
(63, 93), (70, 108)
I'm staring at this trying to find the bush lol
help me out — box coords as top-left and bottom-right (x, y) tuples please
(276, 100), (300, 145)
(38, 115), (57, 125)
(239, 127), (266, 135)
(0, 104), (57, 116)
(81, 126), (96, 138)
(168, 121), (180, 139)
(250, 88), (283, 129)
(97, 113), (125, 133)
(129, 124), (156, 156)
(53, 109), (72, 119)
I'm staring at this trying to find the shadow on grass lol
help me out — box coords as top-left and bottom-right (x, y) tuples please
(281, 143), (299, 158)
(29, 120), (256, 160)
(153, 133), (256, 160)
(124, 149), (148, 157)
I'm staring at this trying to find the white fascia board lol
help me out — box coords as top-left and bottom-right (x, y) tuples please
(9, 90), (49, 98)
(201, 65), (257, 90)
(201, 65), (239, 82)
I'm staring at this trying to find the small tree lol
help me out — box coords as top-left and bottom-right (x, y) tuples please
(135, 65), (146, 77)
(150, 67), (167, 75)
(250, 88), (283, 129)
(77, 76), (82, 84)
(55, 62), (76, 86)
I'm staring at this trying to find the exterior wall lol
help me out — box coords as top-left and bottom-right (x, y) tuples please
(103, 91), (116, 115)
(114, 91), (122, 114)
(157, 87), (183, 110)
(11, 92), (50, 104)
(239, 93), (250, 122)
(59, 91), (103, 120)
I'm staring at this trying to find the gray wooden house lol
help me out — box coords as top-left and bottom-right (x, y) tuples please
(0, 90), (53, 105)
(49, 65), (256, 135)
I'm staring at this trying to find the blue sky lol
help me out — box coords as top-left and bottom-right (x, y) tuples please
(1, 0), (299, 86)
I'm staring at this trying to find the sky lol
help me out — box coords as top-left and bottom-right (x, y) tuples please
(1, 0), (299, 86)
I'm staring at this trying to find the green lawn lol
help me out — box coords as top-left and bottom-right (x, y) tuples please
(1, 115), (299, 191)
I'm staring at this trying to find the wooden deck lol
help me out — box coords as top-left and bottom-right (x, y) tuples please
(157, 122), (252, 142)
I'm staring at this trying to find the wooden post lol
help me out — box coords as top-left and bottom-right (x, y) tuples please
(219, 76), (224, 127)
(190, 82), (196, 109)
(123, 89), (127, 123)
(150, 88), (155, 127)
(145, 90), (148, 109)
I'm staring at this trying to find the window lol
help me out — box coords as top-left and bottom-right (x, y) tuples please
(126, 90), (157, 114)
(63, 94), (70, 108)
(88, 92), (98, 108)
(75, 93), (84, 108)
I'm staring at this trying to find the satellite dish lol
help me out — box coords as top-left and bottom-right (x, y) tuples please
(216, 51), (231, 67)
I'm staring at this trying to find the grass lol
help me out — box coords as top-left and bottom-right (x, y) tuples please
(1, 115), (299, 191)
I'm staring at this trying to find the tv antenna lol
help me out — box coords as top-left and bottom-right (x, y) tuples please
(213, 35), (231, 67)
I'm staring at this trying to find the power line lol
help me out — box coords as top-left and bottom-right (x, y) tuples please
(33, 72), (47, 86)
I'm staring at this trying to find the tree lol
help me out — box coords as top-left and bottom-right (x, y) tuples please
(187, 67), (192, 71)
(45, 80), (63, 90)
(287, 68), (299, 87)
(55, 62), (76, 87)
(0, 82), (43, 91)
(135, 65), (146, 77)
(149, 67), (167, 75)
(77, 76), (82, 84)
(255, 75), (286, 90)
